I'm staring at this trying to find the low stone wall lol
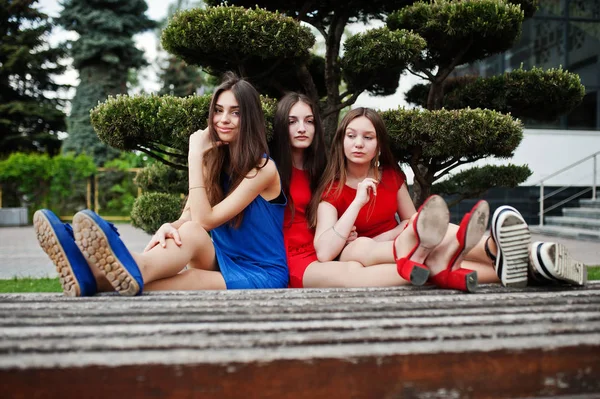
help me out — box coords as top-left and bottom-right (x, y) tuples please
(0, 207), (27, 226)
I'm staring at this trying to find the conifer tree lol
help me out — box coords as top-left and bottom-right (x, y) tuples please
(0, 0), (67, 157)
(57, 0), (155, 165)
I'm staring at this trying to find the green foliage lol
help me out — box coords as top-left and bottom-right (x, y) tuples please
(0, 277), (61, 293)
(0, 152), (96, 217)
(162, 6), (315, 77)
(405, 76), (478, 108)
(405, 67), (585, 122)
(135, 162), (188, 194)
(432, 164), (532, 206)
(90, 94), (277, 169)
(388, 0), (525, 71)
(0, 0), (67, 157)
(131, 192), (184, 234)
(445, 67), (585, 122)
(159, 57), (211, 97)
(382, 107), (523, 164)
(342, 27), (426, 95)
(58, 0), (156, 165)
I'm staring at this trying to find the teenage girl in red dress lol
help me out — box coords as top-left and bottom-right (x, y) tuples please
(308, 107), (499, 292)
(271, 93), (431, 288)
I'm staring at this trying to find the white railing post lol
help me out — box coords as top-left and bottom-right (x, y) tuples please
(593, 154), (597, 200)
(539, 182), (544, 226)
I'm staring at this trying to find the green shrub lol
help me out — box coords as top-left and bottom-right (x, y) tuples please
(91, 94), (277, 169)
(432, 164), (532, 206)
(445, 67), (585, 121)
(0, 152), (96, 219)
(388, 0), (525, 68)
(381, 107), (523, 163)
(342, 27), (425, 96)
(131, 192), (184, 234)
(161, 6), (315, 74)
(135, 162), (188, 194)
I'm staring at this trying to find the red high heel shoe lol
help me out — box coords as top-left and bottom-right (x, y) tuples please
(429, 200), (490, 293)
(394, 195), (449, 286)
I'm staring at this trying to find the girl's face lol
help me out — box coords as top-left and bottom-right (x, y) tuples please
(288, 101), (315, 150)
(343, 116), (378, 166)
(213, 90), (240, 143)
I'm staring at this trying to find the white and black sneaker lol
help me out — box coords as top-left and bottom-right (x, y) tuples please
(528, 241), (587, 286)
(488, 206), (531, 287)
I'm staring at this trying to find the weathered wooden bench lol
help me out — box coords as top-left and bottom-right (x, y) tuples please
(1, 283), (600, 398)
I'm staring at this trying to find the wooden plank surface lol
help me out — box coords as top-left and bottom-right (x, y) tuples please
(1, 283), (600, 398)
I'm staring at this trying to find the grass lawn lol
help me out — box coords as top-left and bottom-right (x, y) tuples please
(0, 267), (598, 293)
(0, 277), (61, 293)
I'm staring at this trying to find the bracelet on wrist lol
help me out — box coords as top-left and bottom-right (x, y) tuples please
(331, 225), (347, 240)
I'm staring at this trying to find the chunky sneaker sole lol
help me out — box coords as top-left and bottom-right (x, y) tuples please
(491, 206), (530, 288)
(529, 241), (587, 286)
(73, 210), (143, 296)
(33, 210), (97, 297)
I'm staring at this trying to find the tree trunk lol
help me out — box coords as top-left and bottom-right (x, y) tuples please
(411, 164), (434, 208)
(426, 79), (445, 110)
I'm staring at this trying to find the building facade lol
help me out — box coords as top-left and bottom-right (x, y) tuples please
(453, 0), (600, 131)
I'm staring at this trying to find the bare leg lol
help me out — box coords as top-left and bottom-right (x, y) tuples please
(463, 233), (495, 265)
(302, 261), (410, 288)
(145, 269), (226, 291)
(425, 222), (498, 283)
(340, 214), (419, 266)
(130, 221), (220, 286)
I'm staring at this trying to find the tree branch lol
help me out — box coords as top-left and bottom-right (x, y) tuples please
(408, 67), (432, 81)
(322, 90), (361, 117)
(146, 142), (186, 159)
(137, 146), (188, 171)
(436, 37), (474, 83)
(434, 158), (478, 181)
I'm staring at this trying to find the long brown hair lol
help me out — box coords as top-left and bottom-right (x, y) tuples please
(307, 107), (401, 228)
(270, 92), (327, 217)
(202, 72), (269, 227)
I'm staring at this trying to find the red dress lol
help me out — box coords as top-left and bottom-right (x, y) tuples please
(284, 167), (318, 288)
(322, 167), (406, 238)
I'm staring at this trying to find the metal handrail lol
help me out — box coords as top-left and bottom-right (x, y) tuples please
(538, 150), (599, 226)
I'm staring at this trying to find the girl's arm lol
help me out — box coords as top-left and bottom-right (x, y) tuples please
(313, 178), (378, 261)
(187, 128), (279, 230)
(397, 184), (417, 222)
(370, 185), (416, 242)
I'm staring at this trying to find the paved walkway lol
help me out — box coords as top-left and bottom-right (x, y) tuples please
(0, 224), (599, 279)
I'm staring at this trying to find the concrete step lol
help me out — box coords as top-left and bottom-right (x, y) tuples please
(529, 225), (600, 242)
(545, 216), (600, 230)
(580, 199), (600, 208)
(563, 207), (600, 219)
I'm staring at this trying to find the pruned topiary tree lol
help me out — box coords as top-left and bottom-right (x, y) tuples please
(89, 0), (585, 229)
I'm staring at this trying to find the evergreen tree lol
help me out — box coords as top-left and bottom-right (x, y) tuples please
(0, 0), (67, 157)
(57, 0), (155, 165)
(157, 0), (210, 97)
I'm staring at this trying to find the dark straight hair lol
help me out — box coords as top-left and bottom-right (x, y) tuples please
(271, 92), (327, 218)
(203, 72), (269, 227)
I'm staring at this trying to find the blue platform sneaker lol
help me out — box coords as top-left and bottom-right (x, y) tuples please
(72, 209), (144, 296)
(33, 209), (97, 297)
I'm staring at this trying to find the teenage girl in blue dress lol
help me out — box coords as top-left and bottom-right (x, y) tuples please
(34, 73), (288, 296)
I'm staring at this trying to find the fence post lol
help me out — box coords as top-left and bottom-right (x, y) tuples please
(593, 154), (597, 200)
(539, 182), (544, 226)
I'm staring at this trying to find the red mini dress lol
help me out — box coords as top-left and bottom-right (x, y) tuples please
(322, 167), (406, 238)
(284, 167), (318, 288)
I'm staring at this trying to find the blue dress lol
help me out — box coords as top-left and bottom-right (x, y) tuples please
(211, 168), (289, 289)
